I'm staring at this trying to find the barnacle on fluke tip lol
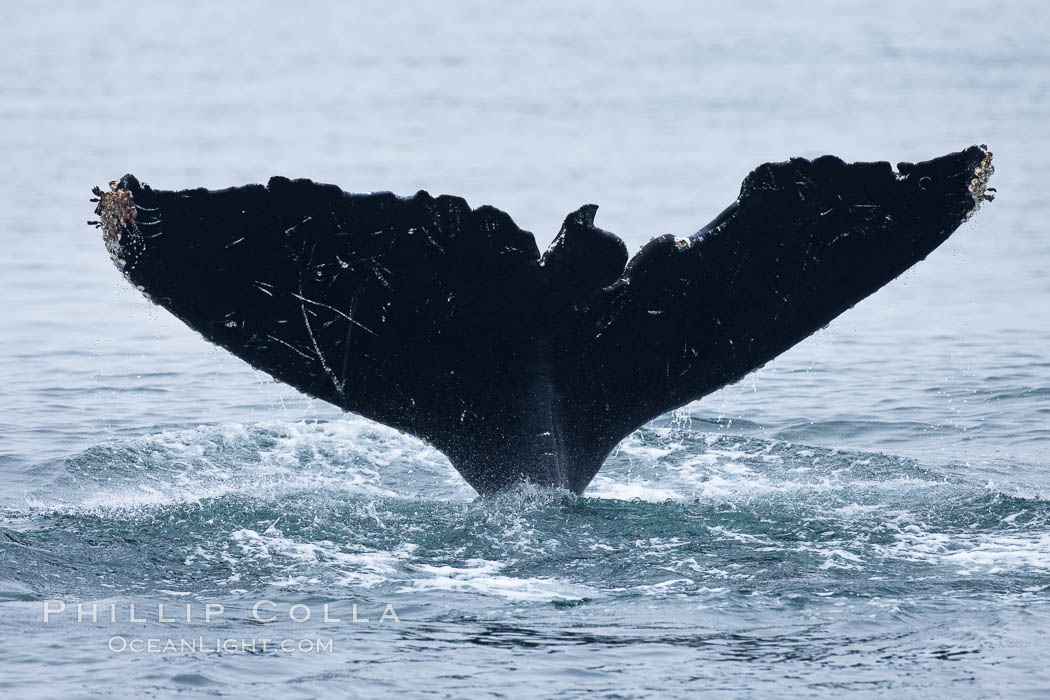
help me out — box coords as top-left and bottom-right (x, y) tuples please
(90, 182), (139, 267)
(89, 182), (137, 236)
(968, 144), (996, 211)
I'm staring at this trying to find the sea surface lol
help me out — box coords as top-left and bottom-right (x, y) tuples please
(1, 1), (1049, 697)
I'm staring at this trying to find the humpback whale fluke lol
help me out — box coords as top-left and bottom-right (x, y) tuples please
(91, 146), (994, 494)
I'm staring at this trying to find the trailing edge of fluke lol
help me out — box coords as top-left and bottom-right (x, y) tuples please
(90, 146), (994, 494)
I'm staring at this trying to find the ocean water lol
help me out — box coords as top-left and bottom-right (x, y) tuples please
(1, 0), (1049, 696)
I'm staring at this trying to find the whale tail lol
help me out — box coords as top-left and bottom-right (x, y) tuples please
(92, 146), (993, 494)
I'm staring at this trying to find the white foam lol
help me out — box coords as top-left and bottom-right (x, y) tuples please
(819, 549), (866, 570)
(587, 478), (684, 502)
(636, 577), (695, 593)
(400, 559), (593, 602)
(226, 527), (416, 589)
(19, 418), (458, 515)
(881, 528), (1050, 573)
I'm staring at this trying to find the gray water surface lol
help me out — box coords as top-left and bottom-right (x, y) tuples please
(1, 1), (1049, 697)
